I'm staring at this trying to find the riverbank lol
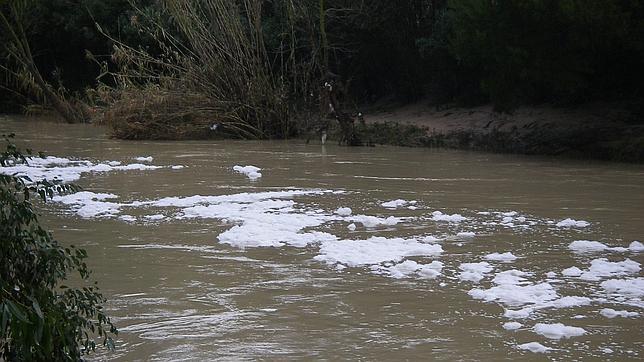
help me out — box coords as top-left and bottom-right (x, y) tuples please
(350, 101), (644, 163)
(3, 100), (643, 163)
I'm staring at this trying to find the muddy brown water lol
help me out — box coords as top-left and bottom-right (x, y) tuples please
(1, 117), (643, 361)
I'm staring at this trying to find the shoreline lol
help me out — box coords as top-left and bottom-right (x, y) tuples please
(350, 101), (644, 163)
(3, 102), (643, 163)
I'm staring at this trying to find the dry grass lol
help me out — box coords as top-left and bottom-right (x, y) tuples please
(99, 85), (261, 140)
(95, 0), (297, 140)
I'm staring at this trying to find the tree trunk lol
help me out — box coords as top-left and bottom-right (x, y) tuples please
(319, 0), (328, 71)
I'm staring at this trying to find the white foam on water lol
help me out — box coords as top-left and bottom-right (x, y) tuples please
(456, 231), (476, 238)
(181, 200), (332, 248)
(422, 235), (442, 243)
(417, 261), (443, 279)
(314, 237), (443, 268)
(562, 266), (583, 277)
(458, 262), (493, 283)
(547, 296), (592, 309)
(504, 309), (533, 319)
(119, 215), (136, 222)
(485, 252), (518, 262)
(517, 342), (551, 353)
(350, 215), (401, 228)
(431, 211), (467, 223)
(503, 321), (522, 330)
(569, 240), (611, 252)
(556, 218), (590, 228)
(501, 216), (514, 224)
(46, 187), (414, 253)
(569, 240), (640, 253)
(629, 241), (644, 252)
(233, 165), (262, 180)
(533, 323), (586, 340)
(10, 153), (643, 358)
(52, 191), (122, 218)
(42, 183), (403, 255)
(114, 163), (162, 171)
(469, 270), (560, 318)
(144, 214), (165, 220)
(0, 155), (164, 183)
(502, 295), (593, 319)
(153, 190), (326, 208)
(381, 199), (415, 209)
(578, 258), (641, 281)
(599, 308), (639, 318)
(135, 156), (153, 162)
(335, 207), (352, 216)
(600, 277), (644, 298)
(218, 221), (337, 248)
(371, 260), (443, 279)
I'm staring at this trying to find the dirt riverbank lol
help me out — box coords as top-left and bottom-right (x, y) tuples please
(355, 101), (644, 162)
(4, 100), (643, 162)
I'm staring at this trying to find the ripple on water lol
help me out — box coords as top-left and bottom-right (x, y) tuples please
(7, 151), (643, 360)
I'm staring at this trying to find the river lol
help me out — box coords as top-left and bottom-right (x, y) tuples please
(1, 116), (643, 360)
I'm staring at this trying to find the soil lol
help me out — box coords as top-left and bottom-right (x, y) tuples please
(357, 100), (644, 162)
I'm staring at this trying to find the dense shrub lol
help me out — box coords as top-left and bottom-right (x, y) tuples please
(2, 0), (643, 121)
(448, 0), (644, 111)
(0, 134), (117, 360)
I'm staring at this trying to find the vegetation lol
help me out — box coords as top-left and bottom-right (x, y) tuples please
(98, 0), (290, 139)
(1, 0), (643, 137)
(447, 0), (644, 112)
(0, 0), (94, 122)
(0, 134), (117, 360)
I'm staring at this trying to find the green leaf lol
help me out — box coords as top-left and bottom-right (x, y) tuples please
(2, 135), (117, 358)
(5, 300), (30, 323)
(1, 304), (9, 336)
(31, 299), (43, 319)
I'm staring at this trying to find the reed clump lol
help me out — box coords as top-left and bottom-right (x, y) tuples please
(97, 0), (300, 140)
(101, 86), (238, 140)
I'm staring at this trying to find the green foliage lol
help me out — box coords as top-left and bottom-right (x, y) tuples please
(321, 0), (444, 102)
(448, 0), (644, 111)
(0, 0), (153, 96)
(3, 0), (644, 119)
(28, 0), (143, 89)
(0, 134), (116, 360)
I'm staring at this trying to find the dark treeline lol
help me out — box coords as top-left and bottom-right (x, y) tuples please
(1, 0), (643, 122)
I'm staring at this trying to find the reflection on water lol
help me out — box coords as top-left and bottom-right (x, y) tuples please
(1, 116), (643, 360)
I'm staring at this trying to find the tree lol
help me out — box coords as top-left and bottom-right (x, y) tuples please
(0, 0), (90, 122)
(0, 134), (117, 360)
(448, 0), (644, 111)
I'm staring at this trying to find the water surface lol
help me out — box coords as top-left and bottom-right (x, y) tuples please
(1, 117), (642, 360)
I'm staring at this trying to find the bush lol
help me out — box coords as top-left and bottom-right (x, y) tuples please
(0, 134), (116, 360)
(448, 0), (644, 111)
